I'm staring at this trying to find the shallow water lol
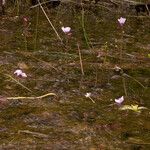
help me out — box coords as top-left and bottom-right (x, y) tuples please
(0, 1), (150, 149)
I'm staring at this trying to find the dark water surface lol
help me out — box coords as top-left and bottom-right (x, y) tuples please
(0, 1), (150, 149)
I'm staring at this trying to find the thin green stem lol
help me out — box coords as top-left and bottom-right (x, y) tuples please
(81, 3), (91, 49)
(34, 6), (39, 50)
(120, 30), (124, 60)
(123, 73), (146, 89)
(16, 0), (19, 16)
(24, 33), (28, 51)
(122, 76), (127, 96)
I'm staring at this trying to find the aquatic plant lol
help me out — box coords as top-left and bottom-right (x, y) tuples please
(115, 96), (124, 105)
(118, 17), (126, 26)
(14, 69), (27, 78)
(22, 16), (30, 51)
(114, 64), (145, 98)
(119, 104), (147, 113)
(99, 42), (109, 66)
(37, 0), (63, 43)
(113, 66), (127, 96)
(117, 17), (126, 60)
(61, 26), (71, 34)
(85, 93), (91, 98)
(4, 73), (32, 92)
(33, 6), (40, 51)
(78, 2), (91, 49)
(85, 93), (95, 103)
(7, 93), (56, 100)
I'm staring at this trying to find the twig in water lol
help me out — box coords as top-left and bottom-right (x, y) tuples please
(18, 130), (49, 138)
(37, 0), (63, 43)
(4, 74), (32, 93)
(89, 97), (95, 103)
(7, 92), (57, 100)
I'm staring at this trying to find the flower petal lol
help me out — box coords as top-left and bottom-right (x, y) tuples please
(115, 96), (124, 104)
(21, 72), (27, 78)
(61, 26), (71, 33)
(85, 93), (91, 98)
(14, 69), (23, 76)
(118, 17), (126, 26)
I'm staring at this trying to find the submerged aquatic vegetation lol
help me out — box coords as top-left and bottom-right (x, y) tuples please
(0, 1), (150, 149)
(119, 104), (147, 113)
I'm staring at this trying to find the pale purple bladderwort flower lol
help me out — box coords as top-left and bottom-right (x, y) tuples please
(61, 26), (71, 34)
(118, 17), (126, 26)
(21, 72), (27, 78)
(115, 96), (124, 105)
(14, 69), (27, 78)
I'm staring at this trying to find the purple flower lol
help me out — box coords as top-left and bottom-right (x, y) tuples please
(118, 17), (126, 26)
(115, 96), (124, 104)
(14, 69), (27, 78)
(61, 26), (71, 34)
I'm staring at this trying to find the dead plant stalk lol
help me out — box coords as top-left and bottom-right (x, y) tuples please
(37, 0), (63, 43)
(77, 43), (84, 76)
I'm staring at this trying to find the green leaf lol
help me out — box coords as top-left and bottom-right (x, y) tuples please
(119, 104), (147, 113)
(130, 104), (139, 111)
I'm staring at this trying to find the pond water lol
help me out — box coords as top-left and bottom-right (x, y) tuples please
(0, 1), (150, 149)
